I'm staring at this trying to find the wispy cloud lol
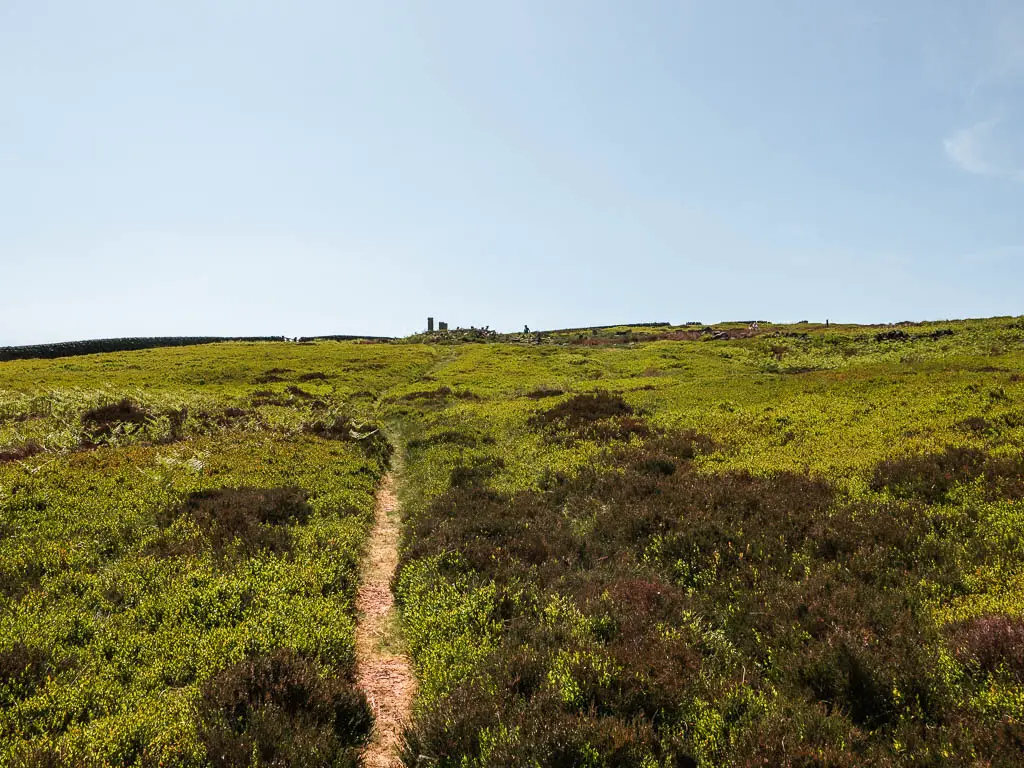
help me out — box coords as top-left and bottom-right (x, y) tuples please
(943, 119), (1024, 179)
(944, 2), (1024, 180)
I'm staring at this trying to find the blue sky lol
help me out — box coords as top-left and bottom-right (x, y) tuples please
(2, 0), (1023, 344)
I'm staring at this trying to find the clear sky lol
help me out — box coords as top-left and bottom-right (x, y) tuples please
(2, 1), (1023, 345)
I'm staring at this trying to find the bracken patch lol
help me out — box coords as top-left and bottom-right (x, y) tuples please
(303, 416), (393, 466)
(80, 399), (151, 444)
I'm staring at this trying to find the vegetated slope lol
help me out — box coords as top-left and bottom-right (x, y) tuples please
(0, 342), (438, 766)
(391, 316), (1024, 766)
(3, 318), (1024, 766)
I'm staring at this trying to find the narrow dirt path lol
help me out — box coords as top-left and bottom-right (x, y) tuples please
(356, 472), (416, 768)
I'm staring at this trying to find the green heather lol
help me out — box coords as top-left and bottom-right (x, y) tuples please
(2, 317), (1024, 766)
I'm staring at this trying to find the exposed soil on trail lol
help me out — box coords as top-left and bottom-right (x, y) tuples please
(355, 473), (416, 768)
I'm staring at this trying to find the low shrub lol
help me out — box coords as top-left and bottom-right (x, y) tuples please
(400, 387), (480, 403)
(198, 649), (371, 768)
(870, 446), (987, 502)
(524, 386), (565, 399)
(397, 428), (1016, 765)
(530, 391), (635, 429)
(255, 368), (294, 384)
(448, 456), (506, 490)
(0, 440), (43, 463)
(947, 614), (1024, 680)
(303, 416), (393, 466)
(158, 486), (312, 557)
(529, 391), (651, 442)
(285, 385), (315, 400)
(8, 744), (94, 768)
(875, 330), (910, 342)
(955, 416), (996, 435)
(407, 429), (495, 450)
(0, 642), (53, 705)
(628, 430), (717, 465)
(983, 455), (1024, 499)
(80, 399), (151, 444)
(871, 446), (1024, 502)
(251, 389), (289, 407)
(797, 609), (949, 728)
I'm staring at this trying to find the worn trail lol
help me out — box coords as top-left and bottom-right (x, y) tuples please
(355, 472), (416, 768)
